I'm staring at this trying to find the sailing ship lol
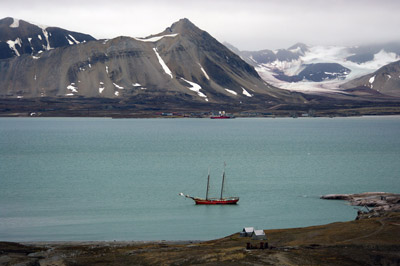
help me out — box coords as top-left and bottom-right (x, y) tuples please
(179, 163), (239, 205)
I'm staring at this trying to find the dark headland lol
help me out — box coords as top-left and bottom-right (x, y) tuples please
(1, 192), (399, 265)
(2, 97), (400, 118)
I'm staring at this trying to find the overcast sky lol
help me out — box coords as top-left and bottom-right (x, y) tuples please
(1, 0), (399, 50)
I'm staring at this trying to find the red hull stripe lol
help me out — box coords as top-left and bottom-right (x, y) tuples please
(194, 199), (239, 205)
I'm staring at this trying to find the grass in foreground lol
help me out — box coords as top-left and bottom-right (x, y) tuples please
(1, 212), (400, 265)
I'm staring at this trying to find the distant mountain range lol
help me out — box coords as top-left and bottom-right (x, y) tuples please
(225, 42), (400, 98)
(0, 17), (304, 107)
(0, 17), (399, 117)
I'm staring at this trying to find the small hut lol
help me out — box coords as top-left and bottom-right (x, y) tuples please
(251, 230), (267, 240)
(240, 227), (254, 237)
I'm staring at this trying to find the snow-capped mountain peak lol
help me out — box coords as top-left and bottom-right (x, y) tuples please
(227, 42), (400, 94)
(0, 17), (95, 59)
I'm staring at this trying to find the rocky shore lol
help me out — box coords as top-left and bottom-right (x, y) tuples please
(321, 192), (400, 219)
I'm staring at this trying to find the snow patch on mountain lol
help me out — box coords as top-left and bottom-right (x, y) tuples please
(42, 29), (52, 50)
(181, 78), (208, 101)
(369, 75), (375, 84)
(368, 75), (376, 88)
(113, 83), (124, 89)
(153, 48), (173, 78)
(198, 63), (210, 80)
(7, 38), (22, 56)
(242, 87), (253, 97)
(135, 34), (178, 43)
(66, 83), (78, 96)
(66, 37), (74, 45)
(67, 83), (78, 93)
(9, 18), (20, 28)
(68, 34), (80, 44)
(225, 89), (237, 95)
(99, 82), (105, 94)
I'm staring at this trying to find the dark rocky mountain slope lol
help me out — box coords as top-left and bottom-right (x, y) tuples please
(0, 17), (95, 59)
(341, 60), (400, 97)
(3, 17), (399, 116)
(0, 18), (305, 107)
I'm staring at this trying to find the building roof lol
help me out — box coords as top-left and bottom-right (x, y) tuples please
(252, 230), (266, 236)
(243, 227), (254, 233)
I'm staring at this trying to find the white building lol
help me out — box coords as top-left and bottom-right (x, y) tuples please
(251, 230), (267, 240)
(240, 227), (254, 237)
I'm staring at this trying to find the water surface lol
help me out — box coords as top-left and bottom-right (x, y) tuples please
(1, 117), (399, 241)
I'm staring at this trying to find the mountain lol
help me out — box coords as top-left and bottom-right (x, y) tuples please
(0, 17), (96, 59)
(2, 17), (398, 117)
(273, 63), (351, 82)
(341, 60), (400, 97)
(223, 42), (308, 67)
(0, 18), (305, 107)
(346, 42), (400, 64)
(227, 42), (400, 97)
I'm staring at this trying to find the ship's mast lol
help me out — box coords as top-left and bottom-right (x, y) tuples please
(206, 167), (210, 200)
(220, 162), (226, 199)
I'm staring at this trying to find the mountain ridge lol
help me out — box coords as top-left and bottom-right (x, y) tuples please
(1, 17), (400, 117)
(225, 42), (400, 97)
(341, 60), (400, 97)
(0, 17), (306, 107)
(0, 17), (96, 59)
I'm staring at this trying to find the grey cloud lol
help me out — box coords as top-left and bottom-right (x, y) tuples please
(0, 0), (399, 50)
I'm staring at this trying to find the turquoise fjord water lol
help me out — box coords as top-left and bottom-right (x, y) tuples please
(1, 117), (400, 241)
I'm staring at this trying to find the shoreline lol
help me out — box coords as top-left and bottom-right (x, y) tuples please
(20, 240), (204, 247)
(2, 212), (399, 265)
(1, 114), (400, 119)
(1, 97), (400, 118)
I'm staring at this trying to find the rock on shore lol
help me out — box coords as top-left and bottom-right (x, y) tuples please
(321, 192), (400, 219)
